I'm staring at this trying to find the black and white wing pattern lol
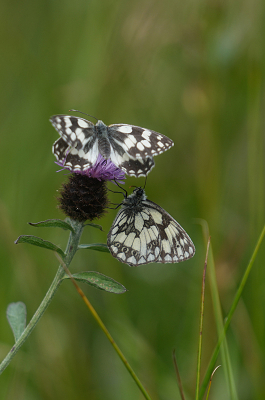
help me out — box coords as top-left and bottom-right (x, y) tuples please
(107, 188), (195, 266)
(50, 115), (174, 177)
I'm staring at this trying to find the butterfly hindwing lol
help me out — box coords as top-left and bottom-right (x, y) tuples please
(107, 188), (195, 266)
(142, 200), (195, 263)
(52, 137), (99, 171)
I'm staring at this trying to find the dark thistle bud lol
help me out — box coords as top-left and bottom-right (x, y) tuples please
(55, 153), (126, 222)
(58, 174), (109, 222)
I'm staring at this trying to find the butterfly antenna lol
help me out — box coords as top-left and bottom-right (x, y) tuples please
(69, 109), (98, 122)
(129, 177), (147, 191)
(113, 180), (127, 198)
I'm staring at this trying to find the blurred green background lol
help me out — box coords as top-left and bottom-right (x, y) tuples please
(1, 0), (265, 399)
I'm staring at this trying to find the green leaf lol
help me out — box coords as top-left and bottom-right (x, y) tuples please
(85, 223), (103, 231)
(62, 271), (127, 294)
(15, 235), (65, 258)
(6, 302), (27, 342)
(78, 243), (110, 253)
(28, 219), (74, 233)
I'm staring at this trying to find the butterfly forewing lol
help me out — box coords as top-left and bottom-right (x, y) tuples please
(109, 124), (174, 159)
(50, 115), (95, 149)
(50, 115), (173, 176)
(107, 206), (161, 266)
(107, 188), (195, 266)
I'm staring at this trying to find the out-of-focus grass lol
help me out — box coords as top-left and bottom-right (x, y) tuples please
(0, 0), (265, 399)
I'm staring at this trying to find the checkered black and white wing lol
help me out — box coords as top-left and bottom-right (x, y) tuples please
(50, 115), (174, 176)
(51, 115), (98, 171)
(143, 199), (195, 264)
(108, 124), (174, 160)
(107, 188), (195, 267)
(107, 205), (161, 266)
(52, 136), (155, 176)
(52, 137), (95, 171)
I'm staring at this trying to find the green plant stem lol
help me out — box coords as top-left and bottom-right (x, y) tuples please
(199, 224), (265, 399)
(1, 219), (152, 400)
(0, 219), (84, 375)
(57, 254), (153, 400)
(80, 287), (152, 400)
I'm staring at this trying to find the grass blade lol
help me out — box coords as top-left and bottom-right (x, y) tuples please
(199, 224), (265, 399)
(195, 237), (210, 400)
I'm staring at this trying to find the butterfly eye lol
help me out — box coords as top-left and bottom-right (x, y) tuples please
(122, 246), (129, 253)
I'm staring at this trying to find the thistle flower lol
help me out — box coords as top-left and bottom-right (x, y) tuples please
(57, 154), (125, 222)
(56, 154), (125, 182)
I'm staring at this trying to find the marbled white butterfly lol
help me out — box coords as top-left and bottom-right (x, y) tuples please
(50, 114), (174, 177)
(107, 187), (195, 266)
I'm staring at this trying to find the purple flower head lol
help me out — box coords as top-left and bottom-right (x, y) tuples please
(56, 154), (125, 183)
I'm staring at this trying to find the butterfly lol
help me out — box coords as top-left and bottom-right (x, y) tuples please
(107, 187), (195, 266)
(50, 114), (174, 177)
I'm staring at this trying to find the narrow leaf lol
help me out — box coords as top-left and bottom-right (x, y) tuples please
(85, 223), (103, 231)
(15, 235), (65, 258)
(6, 302), (27, 342)
(29, 219), (74, 232)
(62, 271), (127, 293)
(79, 243), (110, 253)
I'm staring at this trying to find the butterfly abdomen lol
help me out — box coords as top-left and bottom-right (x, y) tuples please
(95, 120), (111, 159)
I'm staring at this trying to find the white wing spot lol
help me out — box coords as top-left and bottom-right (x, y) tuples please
(64, 117), (72, 128)
(151, 210), (163, 225)
(162, 239), (171, 255)
(124, 138), (135, 149)
(157, 141), (164, 148)
(117, 125), (133, 134)
(147, 254), (156, 261)
(135, 217), (144, 231)
(142, 130), (152, 139)
(134, 237), (140, 250)
(118, 253), (126, 261)
(124, 233), (136, 247)
(177, 247), (184, 257)
(136, 142), (145, 151)
(127, 256), (137, 265)
(155, 247), (160, 257)
(78, 149), (85, 158)
(141, 140), (151, 148)
(78, 119), (89, 128)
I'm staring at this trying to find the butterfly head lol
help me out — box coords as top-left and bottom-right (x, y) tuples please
(122, 187), (147, 208)
(132, 187), (146, 199)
